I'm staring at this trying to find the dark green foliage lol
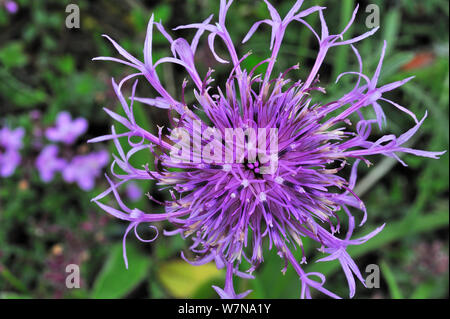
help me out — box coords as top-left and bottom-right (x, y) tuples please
(0, 0), (448, 299)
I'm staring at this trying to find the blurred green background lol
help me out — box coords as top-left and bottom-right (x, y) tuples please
(0, 0), (448, 299)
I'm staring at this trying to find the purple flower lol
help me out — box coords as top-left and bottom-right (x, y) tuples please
(35, 145), (67, 183)
(62, 150), (109, 191)
(46, 111), (88, 145)
(0, 126), (24, 177)
(90, 1), (445, 299)
(4, 0), (18, 14)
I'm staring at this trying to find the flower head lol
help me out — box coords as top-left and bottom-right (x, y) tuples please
(0, 126), (25, 177)
(90, 0), (445, 298)
(46, 111), (88, 145)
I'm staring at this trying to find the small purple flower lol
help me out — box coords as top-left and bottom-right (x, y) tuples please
(0, 126), (24, 177)
(4, 0), (18, 14)
(62, 150), (109, 191)
(35, 145), (67, 183)
(46, 111), (88, 145)
(126, 182), (142, 202)
(90, 0), (445, 299)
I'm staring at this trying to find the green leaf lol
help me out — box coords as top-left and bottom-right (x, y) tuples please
(0, 42), (28, 68)
(111, 94), (155, 205)
(154, 4), (172, 22)
(0, 292), (32, 299)
(157, 260), (223, 298)
(332, 0), (354, 81)
(91, 243), (151, 299)
(12, 89), (47, 107)
(56, 55), (75, 74)
(383, 9), (400, 55)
